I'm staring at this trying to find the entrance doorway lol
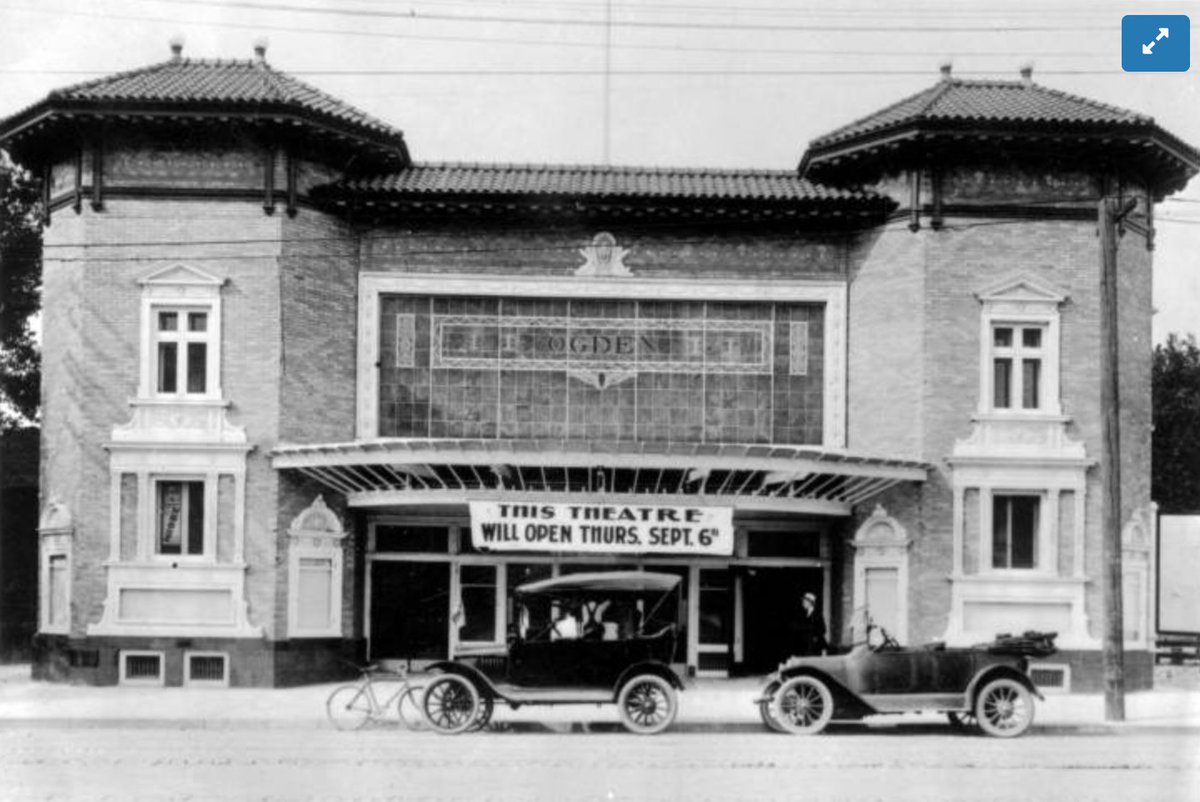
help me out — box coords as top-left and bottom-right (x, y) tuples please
(738, 566), (823, 674)
(369, 561), (451, 661)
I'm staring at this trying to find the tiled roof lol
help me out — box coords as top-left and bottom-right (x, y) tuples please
(0, 56), (407, 161)
(811, 78), (1150, 148)
(47, 57), (401, 137)
(330, 163), (880, 203)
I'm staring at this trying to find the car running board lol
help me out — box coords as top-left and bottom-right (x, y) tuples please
(490, 685), (614, 705)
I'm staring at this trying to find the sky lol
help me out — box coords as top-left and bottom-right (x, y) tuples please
(1, 0), (1197, 343)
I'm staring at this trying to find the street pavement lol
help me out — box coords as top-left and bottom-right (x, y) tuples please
(1, 662), (1199, 733)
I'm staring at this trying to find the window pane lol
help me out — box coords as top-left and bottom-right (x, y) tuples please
(458, 565), (497, 642)
(187, 343), (207, 393)
(993, 327), (1012, 348)
(1022, 359), (1041, 409)
(157, 343), (177, 393)
(186, 482), (205, 555)
(993, 358), (1012, 408)
(298, 558), (333, 630)
(698, 569), (729, 644)
(992, 496), (1010, 568)
(158, 312), (178, 331)
(48, 555), (69, 627)
(1011, 497), (1038, 568)
(864, 568), (899, 639)
(373, 525), (450, 553)
(187, 312), (208, 332)
(157, 482), (184, 555)
(1022, 328), (1042, 348)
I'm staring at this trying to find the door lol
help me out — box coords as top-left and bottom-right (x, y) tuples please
(369, 560), (451, 661)
(739, 566), (823, 674)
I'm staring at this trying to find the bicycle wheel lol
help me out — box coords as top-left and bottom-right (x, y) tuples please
(396, 684), (427, 731)
(327, 684), (373, 731)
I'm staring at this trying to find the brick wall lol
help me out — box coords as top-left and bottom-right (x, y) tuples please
(40, 194), (286, 640)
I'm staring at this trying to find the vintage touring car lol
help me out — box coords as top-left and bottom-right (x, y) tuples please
(757, 623), (1057, 738)
(419, 571), (685, 734)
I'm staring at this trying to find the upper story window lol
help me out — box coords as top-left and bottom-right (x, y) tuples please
(156, 479), (207, 557)
(137, 264), (226, 401)
(155, 309), (212, 396)
(992, 494), (1039, 569)
(990, 324), (1046, 411)
(975, 276), (1067, 418)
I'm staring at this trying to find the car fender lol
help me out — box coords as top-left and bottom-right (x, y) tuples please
(424, 660), (502, 699)
(612, 661), (686, 699)
(776, 665), (878, 718)
(967, 665), (1044, 704)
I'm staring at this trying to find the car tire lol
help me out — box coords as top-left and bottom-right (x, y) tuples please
(758, 680), (787, 733)
(617, 674), (678, 735)
(974, 677), (1034, 738)
(772, 675), (834, 735)
(420, 674), (481, 735)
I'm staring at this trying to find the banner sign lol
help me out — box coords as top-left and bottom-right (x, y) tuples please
(469, 501), (734, 556)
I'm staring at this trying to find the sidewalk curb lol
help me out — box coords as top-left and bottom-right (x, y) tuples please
(0, 717), (1194, 735)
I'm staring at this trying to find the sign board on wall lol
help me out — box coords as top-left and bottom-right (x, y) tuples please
(469, 501), (734, 556)
(1159, 515), (1200, 634)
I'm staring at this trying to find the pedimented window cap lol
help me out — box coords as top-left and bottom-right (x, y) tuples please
(38, 497), (73, 533)
(138, 262), (226, 288)
(975, 274), (1068, 306)
(287, 494), (345, 540)
(853, 504), (910, 547)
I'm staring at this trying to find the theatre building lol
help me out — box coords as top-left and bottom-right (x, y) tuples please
(3, 45), (1194, 689)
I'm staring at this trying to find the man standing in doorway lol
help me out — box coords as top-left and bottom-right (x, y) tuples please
(792, 591), (828, 656)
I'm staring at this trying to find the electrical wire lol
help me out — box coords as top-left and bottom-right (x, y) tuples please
(146, 0), (1114, 33)
(0, 2), (1115, 61)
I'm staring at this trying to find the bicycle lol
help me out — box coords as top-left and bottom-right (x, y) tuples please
(326, 663), (426, 731)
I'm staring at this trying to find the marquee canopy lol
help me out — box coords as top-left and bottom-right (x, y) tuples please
(271, 438), (928, 516)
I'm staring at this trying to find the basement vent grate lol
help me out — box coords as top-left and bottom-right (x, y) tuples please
(185, 653), (229, 686)
(120, 651), (165, 685)
(1029, 664), (1069, 693)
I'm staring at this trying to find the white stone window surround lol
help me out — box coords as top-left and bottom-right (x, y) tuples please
(137, 264), (225, 402)
(851, 505), (911, 645)
(945, 462), (1094, 649)
(91, 443), (260, 638)
(975, 275), (1066, 418)
(356, 272), (849, 449)
(38, 499), (74, 635)
(1121, 504), (1156, 650)
(287, 496), (346, 639)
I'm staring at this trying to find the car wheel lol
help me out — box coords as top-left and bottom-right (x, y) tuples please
(617, 674), (678, 735)
(758, 680), (786, 733)
(772, 675), (834, 735)
(466, 694), (495, 732)
(974, 678), (1034, 738)
(421, 674), (481, 735)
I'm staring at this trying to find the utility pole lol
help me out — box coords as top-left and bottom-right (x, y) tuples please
(1098, 194), (1137, 722)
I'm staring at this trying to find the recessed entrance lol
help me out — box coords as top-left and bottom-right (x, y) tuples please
(738, 566), (824, 674)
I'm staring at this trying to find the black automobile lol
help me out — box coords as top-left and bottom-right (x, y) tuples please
(419, 571), (685, 734)
(757, 622), (1056, 738)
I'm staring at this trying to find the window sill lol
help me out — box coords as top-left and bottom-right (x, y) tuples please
(973, 410), (1068, 423)
(950, 572), (1085, 584)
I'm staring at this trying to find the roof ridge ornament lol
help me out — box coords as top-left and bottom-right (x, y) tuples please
(575, 232), (631, 277)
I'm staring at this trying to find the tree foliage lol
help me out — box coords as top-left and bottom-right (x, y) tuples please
(0, 153), (42, 432)
(1153, 333), (1200, 513)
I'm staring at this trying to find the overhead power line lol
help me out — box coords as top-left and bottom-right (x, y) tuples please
(149, 0), (1111, 33)
(0, 4), (1111, 60)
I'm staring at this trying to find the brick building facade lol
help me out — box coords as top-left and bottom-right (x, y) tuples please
(1, 47), (1193, 689)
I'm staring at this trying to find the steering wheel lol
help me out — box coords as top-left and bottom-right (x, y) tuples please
(874, 626), (901, 652)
